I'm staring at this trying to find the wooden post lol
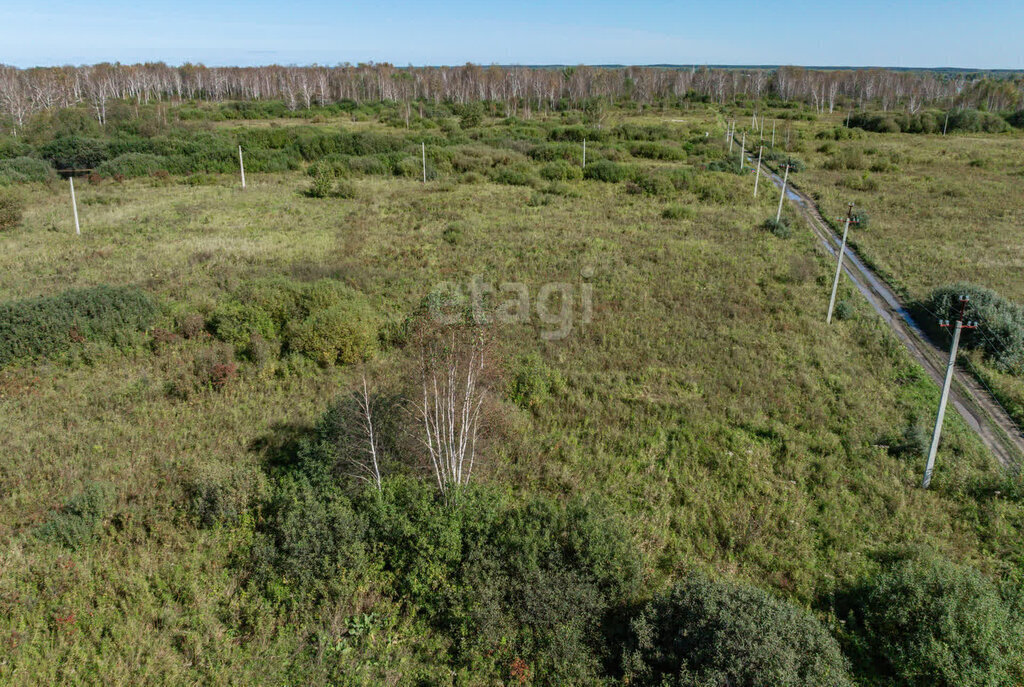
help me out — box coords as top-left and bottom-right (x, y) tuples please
(753, 146), (763, 197)
(776, 164), (789, 222)
(238, 145), (246, 189)
(69, 177), (80, 235)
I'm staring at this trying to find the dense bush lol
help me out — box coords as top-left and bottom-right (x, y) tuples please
(208, 278), (380, 366)
(539, 159), (583, 181)
(628, 169), (674, 196)
(623, 573), (853, 686)
(763, 216), (792, 238)
(918, 283), (1024, 374)
(613, 123), (671, 141)
(490, 162), (538, 187)
(39, 135), (110, 170)
(287, 302), (379, 365)
(629, 142), (686, 161)
(584, 160), (628, 182)
(817, 126), (865, 141)
(847, 552), (1023, 686)
(35, 482), (115, 549)
(209, 302), (278, 347)
(253, 473), (642, 682)
(0, 156), (56, 183)
(850, 110), (1009, 135)
(548, 125), (605, 142)
(0, 189), (24, 230)
(528, 142), (581, 163)
(0, 286), (157, 367)
(96, 152), (169, 178)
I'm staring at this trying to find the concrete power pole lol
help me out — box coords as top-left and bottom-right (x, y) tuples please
(753, 145), (763, 197)
(776, 163), (790, 223)
(922, 296), (977, 489)
(582, 138), (586, 168)
(69, 177), (80, 235)
(238, 146), (246, 189)
(826, 203), (858, 324)
(421, 142), (426, 183)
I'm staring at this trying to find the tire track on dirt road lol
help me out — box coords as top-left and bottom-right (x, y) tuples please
(761, 163), (1024, 470)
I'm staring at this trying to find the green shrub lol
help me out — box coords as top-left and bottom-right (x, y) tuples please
(662, 204), (694, 220)
(834, 300), (855, 321)
(584, 160), (628, 183)
(0, 286), (157, 367)
(763, 216), (792, 238)
(0, 156), (56, 183)
(286, 300), (379, 366)
(347, 155), (391, 176)
(539, 159), (583, 181)
(629, 169), (674, 196)
(40, 136), (110, 170)
(208, 301), (277, 349)
(849, 552), (1023, 686)
(623, 573), (853, 686)
(306, 167), (334, 198)
(0, 190), (24, 230)
(96, 152), (169, 178)
(629, 142), (686, 161)
(251, 474), (369, 602)
(549, 125), (604, 142)
(35, 482), (115, 549)
(613, 123), (671, 141)
(919, 283), (1024, 374)
(490, 162), (538, 187)
(528, 142), (581, 162)
(357, 480), (642, 681)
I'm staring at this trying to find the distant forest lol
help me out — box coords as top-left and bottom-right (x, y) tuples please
(1, 63), (1022, 132)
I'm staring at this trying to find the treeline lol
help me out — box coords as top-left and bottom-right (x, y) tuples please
(1, 62), (1022, 132)
(848, 109), (1013, 134)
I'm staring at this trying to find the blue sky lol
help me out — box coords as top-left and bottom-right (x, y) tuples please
(3, 1), (1023, 69)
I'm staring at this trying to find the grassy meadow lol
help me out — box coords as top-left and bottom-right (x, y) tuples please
(1, 103), (1024, 684)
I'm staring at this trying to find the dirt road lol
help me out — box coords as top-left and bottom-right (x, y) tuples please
(764, 162), (1024, 470)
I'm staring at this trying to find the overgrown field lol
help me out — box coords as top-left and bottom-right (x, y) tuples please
(776, 114), (1024, 432)
(1, 102), (1023, 685)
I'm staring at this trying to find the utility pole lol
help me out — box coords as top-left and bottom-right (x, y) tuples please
(826, 203), (859, 324)
(582, 138), (586, 168)
(922, 296), (977, 489)
(753, 145), (763, 197)
(238, 145), (246, 189)
(421, 142), (426, 183)
(943, 111), (950, 136)
(776, 162), (790, 222)
(69, 177), (80, 235)
(739, 131), (746, 172)
(771, 120), (776, 149)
